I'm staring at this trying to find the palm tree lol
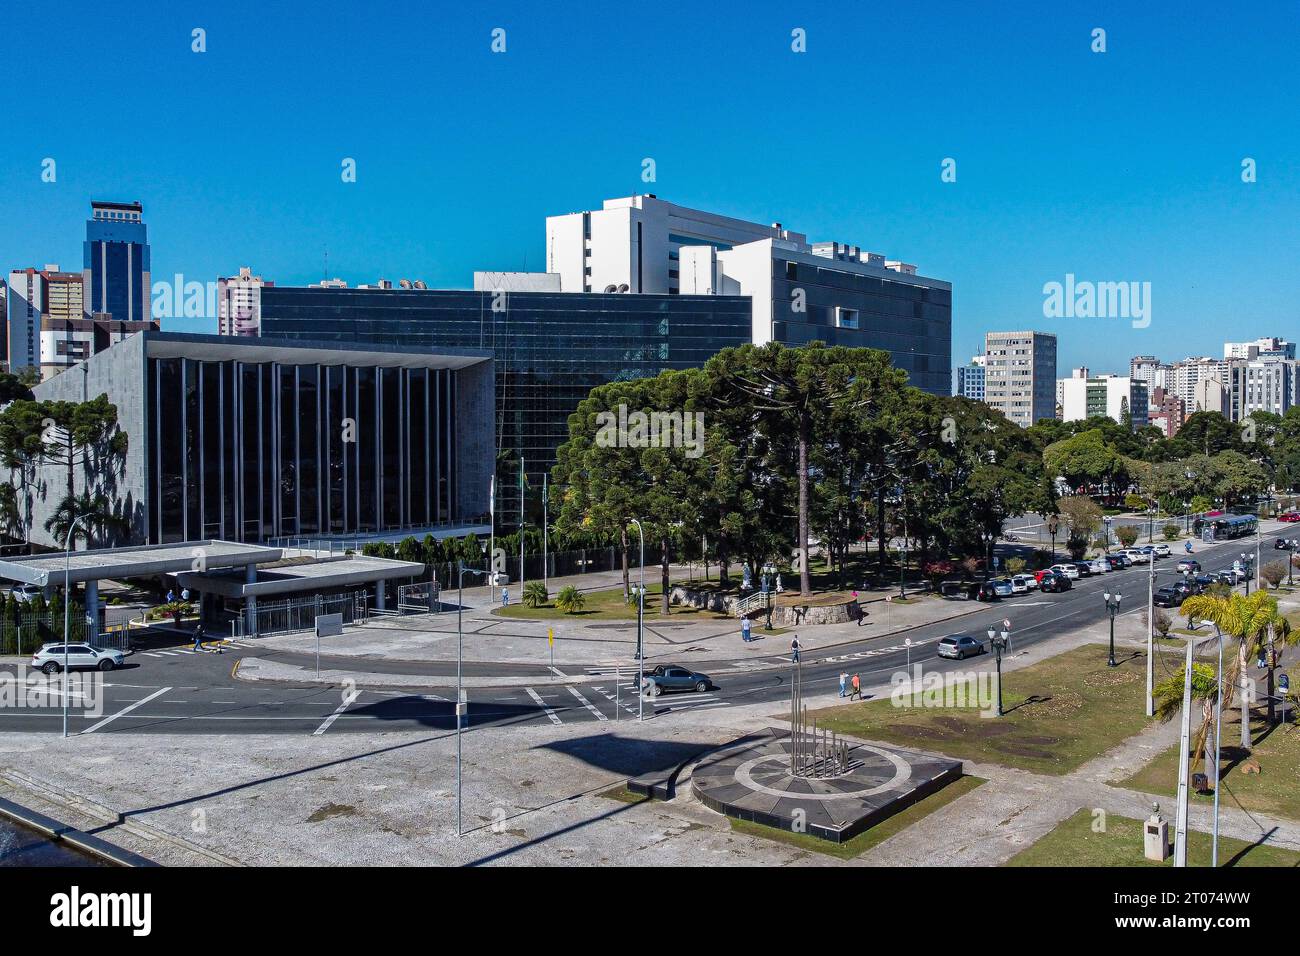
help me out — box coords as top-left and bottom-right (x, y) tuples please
(1154, 660), (1220, 785)
(1180, 590), (1294, 751)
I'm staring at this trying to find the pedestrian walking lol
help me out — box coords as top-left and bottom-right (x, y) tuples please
(850, 673), (861, 701)
(192, 623), (205, 652)
(166, 589), (175, 604)
(181, 588), (191, 603)
(839, 671), (848, 697)
(790, 636), (801, 664)
(742, 616), (752, 642)
(502, 587), (509, 607)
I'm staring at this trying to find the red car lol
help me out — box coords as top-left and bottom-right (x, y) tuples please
(1279, 512), (1300, 523)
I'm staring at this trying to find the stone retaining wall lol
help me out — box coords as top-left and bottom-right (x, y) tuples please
(669, 586), (860, 626)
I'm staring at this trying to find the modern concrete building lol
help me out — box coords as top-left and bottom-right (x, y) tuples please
(1150, 386), (1185, 436)
(16, 332), (494, 549)
(951, 354), (986, 400)
(1130, 355), (1168, 390)
(217, 267), (273, 336)
(1169, 357), (1229, 414)
(544, 194), (952, 394)
(1060, 374), (1150, 430)
(983, 331), (1057, 427)
(83, 200), (150, 324)
(1228, 357), (1295, 420)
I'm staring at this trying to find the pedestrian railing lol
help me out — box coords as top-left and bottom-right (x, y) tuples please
(232, 591), (369, 639)
(733, 591), (771, 618)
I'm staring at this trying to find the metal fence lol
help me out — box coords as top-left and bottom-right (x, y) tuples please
(396, 582), (441, 614)
(232, 591), (369, 639)
(0, 608), (88, 656)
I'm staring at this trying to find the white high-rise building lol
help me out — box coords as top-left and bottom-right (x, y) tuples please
(6, 268), (44, 371)
(217, 267), (272, 336)
(1130, 355), (1168, 390)
(1224, 337), (1295, 361)
(544, 194), (953, 394)
(984, 331), (1057, 427)
(1060, 374), (1149, 430)
(1228, 357), (1295, 420)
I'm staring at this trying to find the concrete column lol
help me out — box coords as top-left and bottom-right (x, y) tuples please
(84, 579), (99, 646)
(245, 564), (258, 635)
(375, 580), (386, 611)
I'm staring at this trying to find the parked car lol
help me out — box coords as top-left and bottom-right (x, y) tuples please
(1119, 549), (1149, 565)
(1087, 558), (1111, 574)
(1034, 569), (1058, 585)
(8, 583), (42, 604)
(937, 634), (987, 660)
(1279, 512), (1300, 523)
(1154, 544), (1171, 557)
(1102, 555), (1124, 571)
(988, 578), (1015, 597)
(1274, 537), (1296, 551)
(1110, 553), (1133, 568)
(640, 665), (712, 696)
(1194, 574), (1220, 592)
(31, 643), (124, 675)
(1176, 559), (1201, 574)
(1040, 572), (1072, 593)
(1073, 562), (1094, 577)
(1139, 546), (1159, 560)
(1153, 586), (1184, 608)
(968, 581), (1001, 602)
(1050, 563), (1081, 579)
(1012, 573), (1039, 591)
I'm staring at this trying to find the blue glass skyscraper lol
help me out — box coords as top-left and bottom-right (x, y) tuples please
(82, 200), (150, 323)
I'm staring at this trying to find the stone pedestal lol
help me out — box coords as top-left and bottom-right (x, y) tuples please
(1144, 812), (1170, 861)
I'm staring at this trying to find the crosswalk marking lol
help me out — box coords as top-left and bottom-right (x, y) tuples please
(566, 686), (607, 721)
(82, 687), (171, 734)
(525, 687), (563, 725)
(311, 689), (360, 736)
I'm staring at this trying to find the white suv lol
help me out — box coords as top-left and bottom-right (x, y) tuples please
(1119, 549), (1149, 564)
(31, 643), (124, 675)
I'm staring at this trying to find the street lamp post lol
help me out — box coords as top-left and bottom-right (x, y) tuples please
(1047, 514), (1059, 563)
(456, 560), (489, 836)
(62, 513), (90, 739)
(1241, 552), (1252, 595)
(1146, 559), (1156, 718)
(630, 518), (645, 721)
(1103, 516), (1113, 553)
(987, 627), (1010, 717)
(1103, 591), (1122, 667)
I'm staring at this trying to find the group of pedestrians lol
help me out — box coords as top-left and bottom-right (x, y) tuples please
(839, 671), (862, 700)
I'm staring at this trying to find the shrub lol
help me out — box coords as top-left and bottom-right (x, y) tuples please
(1162, 523), (1181, 541)
(1115, 525), (1139, 548)
(923, 560), (956, 589)
(1261, 561), (1286, 589)
(1030, 549), (1053, 570)
(554, 586), (586, 614)
(1147, 607), (1173, 639)
(1124, 494), (1148, 511)
(1006, 557), (1026, 574)
(522, 580), (549, 608)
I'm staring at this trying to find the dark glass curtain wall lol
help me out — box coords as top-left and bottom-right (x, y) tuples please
(147, 357), (457, 544)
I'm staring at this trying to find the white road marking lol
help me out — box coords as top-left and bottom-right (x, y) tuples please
(566, 686), (607, 721)
(548, 665), (567, 678)
(81, 687), (171, 734)
(525, 687), (563, 725)
(311, 689), (360, 736)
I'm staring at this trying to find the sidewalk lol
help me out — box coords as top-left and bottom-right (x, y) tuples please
(247, 585), (985, 676)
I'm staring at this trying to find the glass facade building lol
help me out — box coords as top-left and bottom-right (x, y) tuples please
(23, 332), (494, 549)
(769, 254), (952, 395)
(83, 201), (151, 324)
(259, 288), (753, 522)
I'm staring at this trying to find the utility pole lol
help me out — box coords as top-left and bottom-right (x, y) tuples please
(1173, 636), (1195, 867)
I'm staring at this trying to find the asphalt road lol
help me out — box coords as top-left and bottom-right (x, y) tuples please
(2, 522), (1293, 736)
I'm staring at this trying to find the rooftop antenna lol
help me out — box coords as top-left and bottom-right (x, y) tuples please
(323, 247), (329, 282)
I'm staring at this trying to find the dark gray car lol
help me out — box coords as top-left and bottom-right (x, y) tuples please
(641, 665), (712, 696)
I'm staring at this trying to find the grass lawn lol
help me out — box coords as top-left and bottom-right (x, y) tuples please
(492, 582), (790, 632)
(1117, 696), (1300, 822)
(596, 785), (650, 804)
(1006, 808), (1300, 867)
(808, 644), (1154, 776)
(729, 775), (985, 860)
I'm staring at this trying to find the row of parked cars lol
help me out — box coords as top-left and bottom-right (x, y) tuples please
(1153, 564), (1250, 607)
(941, 544), (1174, 602)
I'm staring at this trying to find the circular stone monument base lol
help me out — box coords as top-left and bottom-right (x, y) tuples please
(692, 731), (963, 844)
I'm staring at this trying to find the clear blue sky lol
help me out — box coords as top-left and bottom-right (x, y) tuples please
(4, 0), (1297, 373)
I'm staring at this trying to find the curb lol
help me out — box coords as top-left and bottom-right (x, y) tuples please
(0, 794), (157, 867)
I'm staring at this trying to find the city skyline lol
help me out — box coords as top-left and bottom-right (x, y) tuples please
(3, 0), (1298, 375)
